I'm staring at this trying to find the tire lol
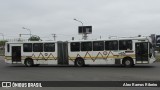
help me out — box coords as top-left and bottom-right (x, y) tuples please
(34, 64), (40, 67)
(25, 59), (34, 67)
(75, 58), (85, 67)
(123, 58), (133, 67)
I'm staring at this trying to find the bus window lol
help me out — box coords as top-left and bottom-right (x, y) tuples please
(44, 43), (55, 52)
(81, 42), (92, 51)
(105, 41), (118, 50)
(7, 44), (10, 52)
(119, 40), (132, 50)
(23, 43), (32, 52)
(71, 42), (80, 52)
(93, 41), (104, 51)
(33, 43), (43, 52)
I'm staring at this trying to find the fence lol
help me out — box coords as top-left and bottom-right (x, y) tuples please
(5, 38), (28, 42)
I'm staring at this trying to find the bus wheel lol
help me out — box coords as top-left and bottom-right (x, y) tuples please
(75, 58), (85, 67)
(123, 58), (133, 67)
(25, 59), (34, 67)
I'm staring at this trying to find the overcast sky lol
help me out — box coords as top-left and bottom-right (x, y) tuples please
(0, 0), (160, 40)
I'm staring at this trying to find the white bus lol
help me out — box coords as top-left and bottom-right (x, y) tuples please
(5, 37), (156, 67)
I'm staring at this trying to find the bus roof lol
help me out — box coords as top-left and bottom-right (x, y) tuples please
(6, 36), (150, 44)
(68, 37), (150, 42)
(6, 41), (58, 44)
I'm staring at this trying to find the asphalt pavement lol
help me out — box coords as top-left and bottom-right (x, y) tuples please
(0, 56), (160, 90)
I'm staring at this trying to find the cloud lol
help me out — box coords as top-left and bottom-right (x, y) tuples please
(0, 0), (160, 40)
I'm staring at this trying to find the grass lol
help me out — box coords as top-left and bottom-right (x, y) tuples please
(0, 50), (4, 56)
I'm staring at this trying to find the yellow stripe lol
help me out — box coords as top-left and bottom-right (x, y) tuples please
(5, 56), (57, 61)
(69, 55), (136, 59)
(5, 54), (136, 61)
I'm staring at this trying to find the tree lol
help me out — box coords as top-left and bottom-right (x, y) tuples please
(28, 35), (42, 41)
(0, 40), (7, 46)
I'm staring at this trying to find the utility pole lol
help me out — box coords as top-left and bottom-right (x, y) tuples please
(22, 27), (32, 38)
(52, 34), (57, 41)
(0, 33), (4, 41)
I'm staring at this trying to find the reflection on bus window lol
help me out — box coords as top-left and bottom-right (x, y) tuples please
(23, 43), (32, 52)
(33, 43), (43, 52)
(81, 42), (92, 51)
(119, 40), (132, 50)
(93, 41), (104, 51)
(71, 42), (80, 52)
(105, 41), (118, 50)
(44, 43), (55, 52)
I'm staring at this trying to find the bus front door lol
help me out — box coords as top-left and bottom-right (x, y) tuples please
(135, 42), (149, 63)
(12, 46), (21, 63)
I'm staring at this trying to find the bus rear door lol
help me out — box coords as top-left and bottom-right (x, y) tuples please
(12, 46), (21, 63)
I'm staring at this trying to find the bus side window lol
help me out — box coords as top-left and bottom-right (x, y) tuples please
(105, 41), (118, 50)
(7, 44), (10, 52)
(71, 42), (80, 52)
(44, 43), (55, 52)
(119, 40), (132, 50)
(93, 41), (104, 51)
(23, 43), (32, 52)
(33, 43), (43, 52)
(81, 42), (92, 51)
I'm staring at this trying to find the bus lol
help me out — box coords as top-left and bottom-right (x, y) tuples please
(4, 37), (156, 67)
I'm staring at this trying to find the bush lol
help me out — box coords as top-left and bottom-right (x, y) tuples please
(0, 50), (4, 56)
(28, 35), (42, 41)
(156, 53), (160, 62)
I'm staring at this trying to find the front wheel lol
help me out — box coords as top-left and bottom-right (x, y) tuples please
(123, 59), (134, 67)
(25, 59), (34, 67)
(75, 58), (85, 67)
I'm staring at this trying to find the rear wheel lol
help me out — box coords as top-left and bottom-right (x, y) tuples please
(75, 58), (85, 67)
(25, 59), (34, 67)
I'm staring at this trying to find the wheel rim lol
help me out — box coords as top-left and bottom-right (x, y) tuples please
(125, 60), (131, 66)
(26, 60), (31, 66)
(77, 60), (83, 66)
